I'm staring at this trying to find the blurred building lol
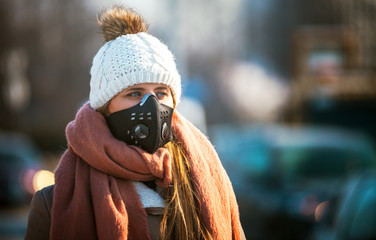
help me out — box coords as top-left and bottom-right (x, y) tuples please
(286, 0), (376, 143)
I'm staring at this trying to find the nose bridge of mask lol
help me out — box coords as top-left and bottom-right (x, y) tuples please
(140, 92), (157, 106)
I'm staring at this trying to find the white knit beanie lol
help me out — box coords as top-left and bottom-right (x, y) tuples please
(89, 7), (181, 110)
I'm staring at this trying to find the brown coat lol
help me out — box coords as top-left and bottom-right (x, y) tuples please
(25, 185), (54, 240)
(25, 185), (162, 240)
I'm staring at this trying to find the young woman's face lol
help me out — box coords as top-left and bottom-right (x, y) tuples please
(108, 83), (174, 114)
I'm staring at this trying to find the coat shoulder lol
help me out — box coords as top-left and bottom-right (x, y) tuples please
(24, 185), (54, 240)
(38, 184), (54, 213)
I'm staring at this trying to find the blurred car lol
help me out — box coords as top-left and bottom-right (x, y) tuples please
(312, 169), (376, 240)
(0, 131), (42, 206)
(210, 124), (376, 240)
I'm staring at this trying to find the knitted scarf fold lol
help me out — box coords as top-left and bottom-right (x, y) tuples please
(50, 102), (241, 240)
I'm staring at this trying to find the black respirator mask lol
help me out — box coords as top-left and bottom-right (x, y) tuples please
(106, 93), (174, 154)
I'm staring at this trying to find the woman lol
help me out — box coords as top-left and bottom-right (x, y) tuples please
(25, 5), (245, 240)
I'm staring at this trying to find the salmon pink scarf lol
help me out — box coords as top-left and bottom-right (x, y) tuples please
(50, 102), (241, 240)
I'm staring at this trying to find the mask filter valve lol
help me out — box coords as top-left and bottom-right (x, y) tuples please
(133, 124), (149, 139)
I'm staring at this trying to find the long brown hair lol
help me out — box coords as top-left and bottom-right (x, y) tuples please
(162, 140), (212, 240)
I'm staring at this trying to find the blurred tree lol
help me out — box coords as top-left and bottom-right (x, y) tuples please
(0, 0), (16, 129)
(0, 0), (100, 151)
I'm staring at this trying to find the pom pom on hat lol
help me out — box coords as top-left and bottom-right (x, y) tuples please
(97, 6), (149, 42)
(89, 5), (181, 110)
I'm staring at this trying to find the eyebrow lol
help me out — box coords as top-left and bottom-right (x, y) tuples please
(154, 86), (169, 91)
(125, 86), (169, 92)
(125, 87), (144, 92)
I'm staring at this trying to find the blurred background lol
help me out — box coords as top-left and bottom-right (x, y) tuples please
(0, 0), (376, 239)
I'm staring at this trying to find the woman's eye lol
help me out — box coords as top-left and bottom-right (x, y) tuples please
(128, 92), (141, 97)
(156, 92), (167, 99)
